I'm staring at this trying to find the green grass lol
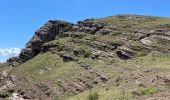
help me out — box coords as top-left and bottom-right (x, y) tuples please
(0, 89), (14, 99)
(46, 37), (70, 46)
(79, 47), (92, 58)
(88, 92), (99, 100)
(83, 35), (100, 41)
(6, 48), (168, 99)
(0, 63), (8, 68)
(140, 87), (159, 95)
(19, 54), (77, 78)
(71, 32), (87, 39)
(67, 86), (132, 100)
(11, 52), (81, 90)
(96, 14), (170, 33)
(83, 34), (124, 47)
(129, 41), (150, 57)
(96, 35), (124, 47)
(0, 62), (9, 72)
(117, 51), (170, 69)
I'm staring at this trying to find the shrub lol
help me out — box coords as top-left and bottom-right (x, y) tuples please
(77, 46), (92, 58)
(54, 96), (59, 100)
(84, 49), (92, 58)
(71, 32), (86, 39)
(88, 92), (99, 100)
(109, 40), (124, 47)
(84, 35), (99, 41)
(0, 92), (10, 98)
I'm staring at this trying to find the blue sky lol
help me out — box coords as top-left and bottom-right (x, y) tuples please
(0, 0), (170, 62)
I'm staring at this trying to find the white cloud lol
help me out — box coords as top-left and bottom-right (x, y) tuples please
(0, 48), (21, 63)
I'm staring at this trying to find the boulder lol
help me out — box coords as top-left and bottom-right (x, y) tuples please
(132, 33), (150, 40)
(91, 51), (102, 59)
(96, 29), (112, 35)
(74, 19), (103, 34)
(140, 37), (154, 46)
(116, 47), (134, 60)
(59, 53), (76, 62)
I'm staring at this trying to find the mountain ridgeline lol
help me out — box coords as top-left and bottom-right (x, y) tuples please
(1, 14), (170, 99)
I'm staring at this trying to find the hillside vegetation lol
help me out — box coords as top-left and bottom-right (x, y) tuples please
(1, 14), (170, 100)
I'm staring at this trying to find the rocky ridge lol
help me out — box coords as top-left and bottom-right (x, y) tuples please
(8, 19), (105, 65)
(9, 15), (170, 65)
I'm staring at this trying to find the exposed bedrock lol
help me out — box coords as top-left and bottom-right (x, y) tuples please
(19, 20), (73, 62)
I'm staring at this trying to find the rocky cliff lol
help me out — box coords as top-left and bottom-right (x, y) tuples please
(8, 19), (105, 65)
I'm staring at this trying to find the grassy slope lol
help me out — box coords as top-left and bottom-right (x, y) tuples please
(0, 63), (9, 71)
(96, 14), (170, 32)
(3, 14), (170, 99)
(11, 50), (170, 100)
